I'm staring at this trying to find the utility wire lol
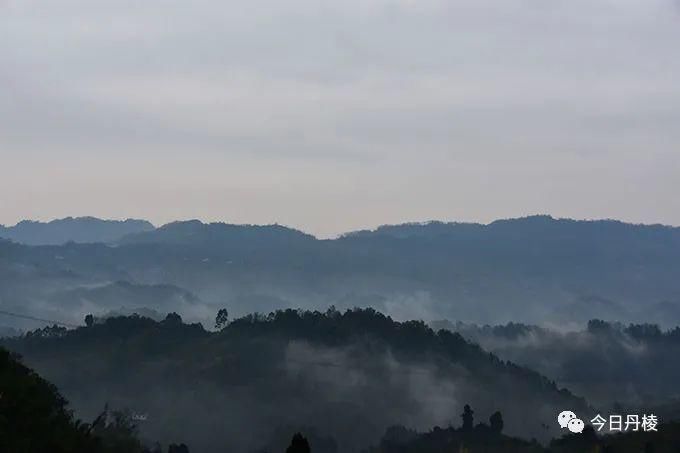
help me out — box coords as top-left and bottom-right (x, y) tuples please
(0, 309), (80, 328)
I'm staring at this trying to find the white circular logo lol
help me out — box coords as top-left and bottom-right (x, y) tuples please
(558, 410), (577, 429)
(568, 418), (585, 434)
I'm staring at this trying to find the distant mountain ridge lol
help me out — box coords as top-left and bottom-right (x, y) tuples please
(5, 214), (680, 245)
(345, 215), (680, 239)
(119, 219), (314, 247)
(0, 217), (154, 245)
(118, 215), (680, 245)
(4, 215), (680, 327)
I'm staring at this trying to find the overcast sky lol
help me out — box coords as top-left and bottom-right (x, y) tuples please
(1, 0), (679, 237)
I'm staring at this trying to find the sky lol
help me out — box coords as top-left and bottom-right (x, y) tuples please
(1, 0), (679, 237)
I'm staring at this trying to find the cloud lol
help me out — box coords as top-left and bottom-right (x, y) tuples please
(2, 0), (680, 235)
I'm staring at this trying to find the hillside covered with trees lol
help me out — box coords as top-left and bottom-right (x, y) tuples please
(3, 216), (680, 332)
(3, 308), (587, 452)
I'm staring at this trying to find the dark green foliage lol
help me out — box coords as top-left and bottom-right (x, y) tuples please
(370, 419), (680, 453)
(168, 443), (190, 453)
(489, 411), (503, 434)
(548, 422), (680, 453)
(215, 308), (229, 330)
(259, 425), (338, 453)
(0, 347), (149, 453)
(447, 318), (680, 408)
(2, 308), (589, 452)
(0, 347), (95, 452)
(461, 404), (474, 431)
(286, 433), (311, 453)
(163, 312), (183, 325)
(4, 312), (680, 452)
(367, 414), (543, 453)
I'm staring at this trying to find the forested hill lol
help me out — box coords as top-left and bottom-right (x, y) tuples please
(434, 319), (680, 409)
(0, 217), (153, 245)
(0, 347), (151, 452)
(2, 308), (588, 453)
(119, 220), (314, 248)
(0, 347), (96, 452)
(3, 215), (680, 327)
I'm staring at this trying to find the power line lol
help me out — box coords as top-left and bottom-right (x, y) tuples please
(0, 309), (80, 328)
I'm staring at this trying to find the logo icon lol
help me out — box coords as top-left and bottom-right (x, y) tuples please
(558, 410), (585, 434)
(558, 410), (576, 429)
(568, 418), (585, 433)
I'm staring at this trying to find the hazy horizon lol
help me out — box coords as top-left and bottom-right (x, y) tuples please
(3, 0), (680, 237)
(3, 213), (680, 240)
